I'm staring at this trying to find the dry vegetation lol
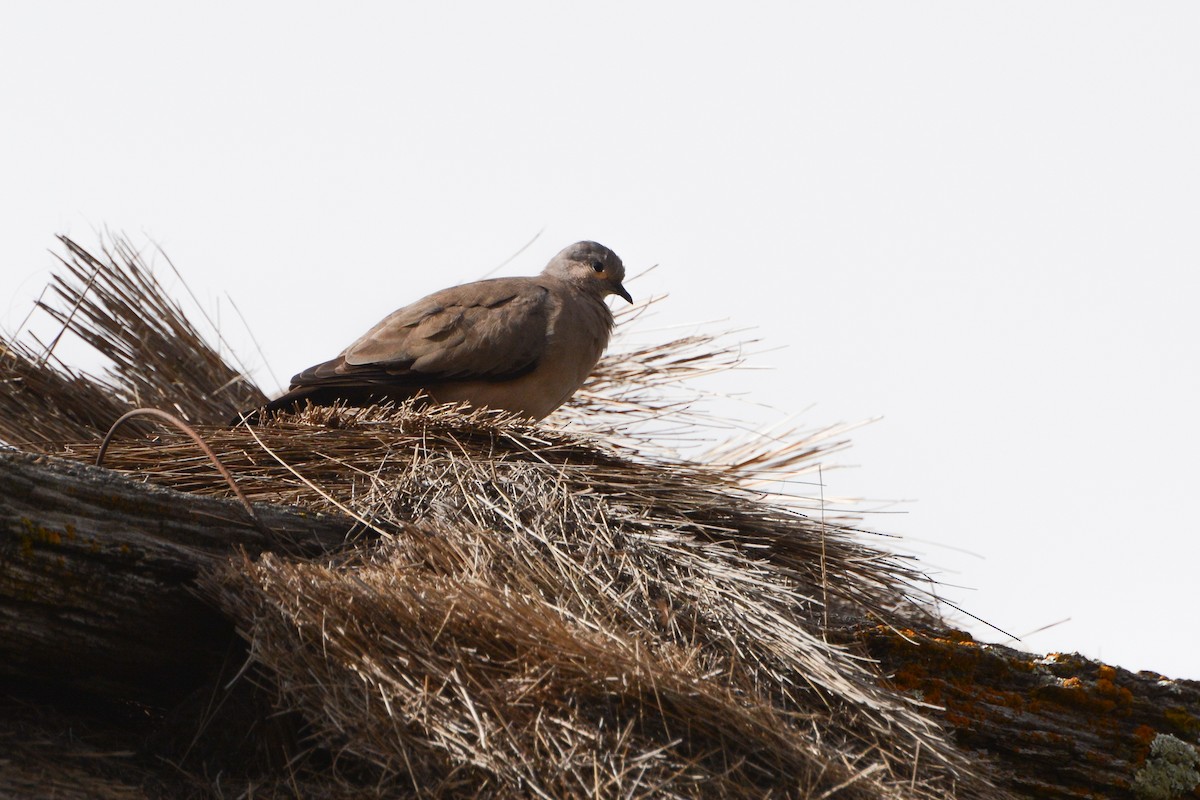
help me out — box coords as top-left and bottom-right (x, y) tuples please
(0, 236), (1012, 798)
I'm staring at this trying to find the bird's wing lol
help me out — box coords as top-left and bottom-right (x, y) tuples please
(290, 277), (553, 388)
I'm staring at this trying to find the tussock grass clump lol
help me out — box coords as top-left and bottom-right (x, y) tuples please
(0, 235), (1006, 798)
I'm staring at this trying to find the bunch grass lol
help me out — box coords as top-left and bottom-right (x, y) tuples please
(0, 235), (1005, 798)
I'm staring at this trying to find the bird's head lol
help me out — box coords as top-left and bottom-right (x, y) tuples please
(544, 241), (632, 304)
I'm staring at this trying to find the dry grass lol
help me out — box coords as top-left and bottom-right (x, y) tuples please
(0, 235), (1007, 798)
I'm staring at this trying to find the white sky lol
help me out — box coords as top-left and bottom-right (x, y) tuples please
(2, 3), (1197, 678)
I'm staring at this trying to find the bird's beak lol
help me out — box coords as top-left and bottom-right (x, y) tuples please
(612, 281), (633, 304)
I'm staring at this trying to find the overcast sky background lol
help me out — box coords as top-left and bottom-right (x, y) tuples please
(2, 3), (1197, 678)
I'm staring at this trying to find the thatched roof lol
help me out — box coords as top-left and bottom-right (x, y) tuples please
(0, 236), (1013, 798)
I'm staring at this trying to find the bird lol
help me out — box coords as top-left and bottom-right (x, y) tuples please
(243, 241), (632, 422)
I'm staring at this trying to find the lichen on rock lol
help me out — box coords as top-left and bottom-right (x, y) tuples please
(1132, 733), (1200, 800)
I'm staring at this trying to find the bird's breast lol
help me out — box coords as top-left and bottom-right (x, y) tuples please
(543, 293), (612, 385)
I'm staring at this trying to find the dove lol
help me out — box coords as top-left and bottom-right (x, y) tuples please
(246, 241), (631, 422)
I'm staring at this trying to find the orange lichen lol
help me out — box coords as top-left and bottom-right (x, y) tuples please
(1033, 683), (1120, 716)
(1134, 724), (1158, 765)
(943, 710), (973, 729)
(1164, 706), (1200, 738)
(1135, 724), (1159, 746)
(976, 685), (1027, 713)
(942, 628), (977, 645)
(17, 518), (67, 551)
(863, 625), (1199, 799)
(1094, 675), (1134, 711)
(889, 662), (926, 691)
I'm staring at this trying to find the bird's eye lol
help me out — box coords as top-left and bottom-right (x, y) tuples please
(591, 260), (605, 273)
